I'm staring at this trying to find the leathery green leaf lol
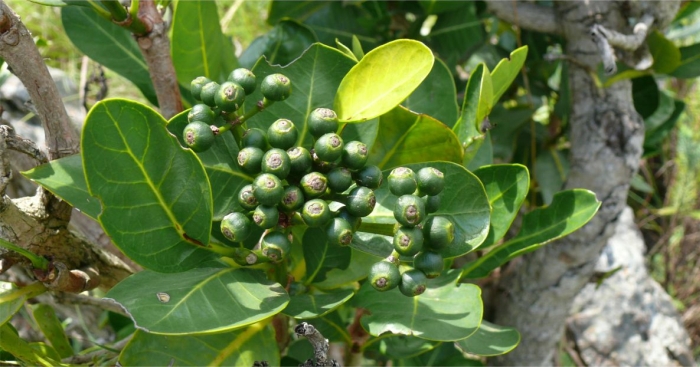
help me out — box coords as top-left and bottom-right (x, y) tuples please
(453, 64), (493, 152)
(82, 99), (215, 273)
(368, 106), (463, 170)
(119, 321), (279, 366)
(351, 270), (482, 341)
(402, 58), (459, 127)
(283, 289), (354, 319)
(455, 320), (520, 356)
(106, 268), (289, 335)
(353, 161), (490, 259)
(364, 335), (439, 359)
(490, 46), (528, 104)
(239, 20), (316, 69)
(0, 282), (47, 326)
(461, 189), (600, 279)
(22, 155), (101, 220)
(334, 39), (434, 122)
(303, 228), (351, 285)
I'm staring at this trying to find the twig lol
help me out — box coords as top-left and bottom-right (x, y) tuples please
(295, 322), (339, 367)
(590, 14), (655, 75)
(0, 125), (48, 164)
(54, 292), (127, 316)
(62, 335), (132, 364)
(486, 0), (560, 36)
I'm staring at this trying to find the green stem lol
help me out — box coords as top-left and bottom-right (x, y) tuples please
(0, 238), (49, 270)
(86, 0), (113, 19)
(129, 0), (140, 21)
(100, 0), (128, 22)
(206, 242), (237, 257)
(357, 222), (395, 237)
(0, 282), (47, 303)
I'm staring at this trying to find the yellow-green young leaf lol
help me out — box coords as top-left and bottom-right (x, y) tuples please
(106, 268), (289, 335)
(334, 39), (434, 122)
(283, 289), (354, 319)
(119, 321), (279, 366)
(455, 320), (520, 356)
(490, 46), (528, 104)
(335, 38), (358, 62)
(31, 304), (72, 358)
(453, 64), (493, 161)
(81, 99), (215, 273)
(648, 31), (681, 74)
(0, 323), (65, 367)
(0, 282), (46, 326)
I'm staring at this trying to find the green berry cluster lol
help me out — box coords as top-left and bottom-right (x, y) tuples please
(368, 167), (454, 297)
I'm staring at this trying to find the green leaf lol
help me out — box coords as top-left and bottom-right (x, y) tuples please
(490, 46), (528, 104)
(0, 324), (64, 367)
(303, 228), (351, 285)
(368, 106), (463, 169)
(245, 44), (356, 149)
(31, 304), (73, 359)
(335, 39), (434, 123)
(465, 132), (493, 171)
(402, 58), (459, 127)
(22, 155), (101, 220)
(167, 111), (254, 221)
(351, 35), (365, 61)
(402, 342), (485, 366)
(119, 321), (279, 366)
(644, 90), (675, 132)
(267, 0), (331, 25)
(82, 99), (215, 273)
(0, 282), (46, 326)
(427, 3), (483, 70)
(106, 268), (289, 335)
(644, 100), (685, 149)
(365, 335), (439, 359)
(302, 2), (379, 49)
(474, 164), (529, 247)
(283, 289), (354, 319)
(171, 0), (236, 85)
(419, 0), (465, 15)
(335, 38), (358, 62)
(454, 320), (520, 356)
(27, 0), (92, 6)
(61, 6), (158, 106)
(302, 311), (352, 343)
(312, 248), (382, 290)
(648, 31), (681, 74)
(461, 189), (600, 279)
(353, 161), (490, 259)
(453, 64), (493, 159)
(351, 270), (482, 341)
(534, 149), (569, 205)
(239, 20), (317, 69)
(670, 43), (700, 79)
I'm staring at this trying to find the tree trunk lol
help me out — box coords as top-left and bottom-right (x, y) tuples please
(492, 2), (647, 364)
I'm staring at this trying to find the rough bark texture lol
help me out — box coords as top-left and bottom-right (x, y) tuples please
(490, 1), (671, 364)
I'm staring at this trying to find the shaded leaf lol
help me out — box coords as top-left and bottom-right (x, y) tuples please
(670, 43), (700, 79)
(453, 64), (493, 161)
(465, 132), (493, 171)
(365, 335), (439, 359)
(455, 320), (520, 356)
(461, 189), (600, 279)
(82, 99), (215, 272)
(403, 58), (459, 127)
(644, 99), (685, 149)
(0, 324), (64, 367)
(340, 119), (379, 149)
(106, 268), (289, 334)
(239, 20), (317, 69)
(303, 2), (379, 49)
(427, 3), (483, 70)
(535, 149), (569, 205)
(283, 289), (354, 319)
(419, 0), (465, 15)
(313, 248), (382, 290)
(303, 228), (351, 284)
(490, 46), (528, 103)
(644, 90), (675, 132)
(402, 342), (485, 366)
(267, 0), (331, 25)
(31, 304), (72, 358)
(302, 311), (352, 343)
(0, 282), (46, 326)
(28, 0), (92, 6)
(648, 30), (681, 74)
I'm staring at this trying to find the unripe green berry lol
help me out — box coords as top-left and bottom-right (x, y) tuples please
(215, 81), (246, 112)
(253, 173), (284, 206)
(337, 208), (361, 231)
(417, 167), (445, 196)
(190, 76), (211, 101)
(231, 247), (259, 266)
(237, 147), (264, 174)
(228, 68), (256, 94)
(326, 217), (354, 246)
(253, 205), (279, 229)
(346, 186), (376, 217)
(423, 216), (455, 251)
(413, 251), (443, 279)
(425, 195), (440, 213)
(300, 172), (328, 199)
(183, 121), (215, 152)
(393, 226), (424, 256)
(261, 148), (291, 179)
(261, 73), (292, 101)
(301, 199), (332, 227)
(308, 108), (339, 138)
(237, 184), (258, 210)
(261, 231), (291, 262)
(188, 104), (216, 124)
(287, 147), (313, 176)
(394, 195), (425, 227)
(267, 119), (298, 150)
(369, 260), (400, 292)
(314, 133), (344, 162)
(327, 167), (353, 193)
(399, 268), (428, 297)
(279, 185), (304, 212)
(220, 212), (251, 242)
(354, 165), (383, 189)
(241, 128), (268, 150)
(341, 141), (369, 170)
(388, 167), (417, 196)
(200, 81), (220, 107)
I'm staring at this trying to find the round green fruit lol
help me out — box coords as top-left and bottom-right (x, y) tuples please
(300, 172), (328, 199)
(308, 108), (339, 138)
(417, 167), (445, 196)
(393, 226), (424, 256)
(354, 165), (383, 189)
(341, 141), (369, 170)
(399, 269), (428, 297)
(388, 167), (417, 196)
(253, 173), (284, 206)
(423, 216), (455, 251)
(346, 186), (376, 217)
(369, 261), (401, 292)
(228, 68), (256, 94)
(215, 81), (245, 112)
(261, 73), (292, 101)
(337, 208), (362, 231)
(287, 147), (313, 176)
(261, 231), (291, 262)
(241, 128), (268, 150)
(200, 81), (220, 107)
(267, 119), (298, 150)
(279, 185), (304, 212)
(183, 121), (215, 152)
(252, 205), (279, 229)
(261, 148), (291, 179)
(326, 217), (354, 246)
(327, 167), (353, 193)
(301, 199), (331, 227)
(237, 147), (264, 174)
(220, 212), (251, 242)
(190, 76), (211, 101)
(314, 133), (344, 162)
(188, 104), (216, 124)
(425, 195), (440, 213)
(413, 251), (443, 279)
(237, 184), (258, 210)
(394, 195), (425, 227)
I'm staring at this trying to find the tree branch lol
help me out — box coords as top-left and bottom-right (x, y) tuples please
(295, 322), (339, 367)
(0, 125), (48, 164)
(591, 14), (655, 74)
(486, 0), (560, 36)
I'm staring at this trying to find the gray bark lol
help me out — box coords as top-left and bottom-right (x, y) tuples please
(489, 1), (680, 364)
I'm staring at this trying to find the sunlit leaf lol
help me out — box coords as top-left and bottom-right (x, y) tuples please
(455, 320), (520, 356)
